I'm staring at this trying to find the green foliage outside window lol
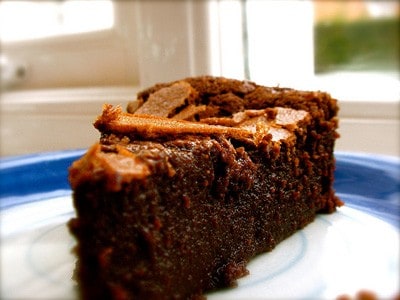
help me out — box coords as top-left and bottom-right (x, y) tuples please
(314, 18), (399, 73)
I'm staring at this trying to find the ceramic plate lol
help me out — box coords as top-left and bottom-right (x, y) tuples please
(1, 150), (399, 299)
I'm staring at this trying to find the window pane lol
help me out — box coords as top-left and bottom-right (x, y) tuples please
(0, 0), (114, 42)
(244, 0), (314, 87)
(314, 0), (399, 74)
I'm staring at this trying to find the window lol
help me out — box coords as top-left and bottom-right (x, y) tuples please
(313, 0), (399, 101)
(0, 0), (114, 42)
(242, 0), (315, 87)
(0, 0), (398, 156)
(0, 1), (138, 90)
(314, 1), (399, 74)
(211, 0), (399, 102)
(1, 0), (398, 97)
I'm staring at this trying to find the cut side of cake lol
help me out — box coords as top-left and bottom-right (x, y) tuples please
(68, 76), (343, 299)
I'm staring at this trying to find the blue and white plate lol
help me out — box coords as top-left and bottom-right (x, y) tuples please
(1, 150), (399, 299)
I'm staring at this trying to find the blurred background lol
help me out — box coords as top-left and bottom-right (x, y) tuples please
(0, 0), (399, 156)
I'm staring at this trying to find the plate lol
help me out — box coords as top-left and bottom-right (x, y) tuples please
(1, 150), (399, 299)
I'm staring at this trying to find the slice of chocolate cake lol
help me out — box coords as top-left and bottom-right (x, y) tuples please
(68, 76), (342, 299)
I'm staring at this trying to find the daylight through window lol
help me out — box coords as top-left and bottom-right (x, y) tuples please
(0, 0), (114, 42)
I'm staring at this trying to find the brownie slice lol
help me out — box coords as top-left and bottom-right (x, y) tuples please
(68, 76), (342, 299)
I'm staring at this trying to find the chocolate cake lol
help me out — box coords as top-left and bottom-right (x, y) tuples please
(68, 76), (343, 299)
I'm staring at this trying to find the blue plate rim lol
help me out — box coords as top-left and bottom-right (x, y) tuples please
(2, 149), (397, 168)
(1, 150), (399, 228)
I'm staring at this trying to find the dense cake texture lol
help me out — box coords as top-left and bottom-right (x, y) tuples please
(68, 76), (343, 299)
